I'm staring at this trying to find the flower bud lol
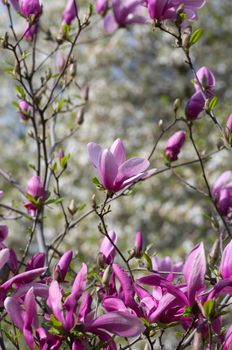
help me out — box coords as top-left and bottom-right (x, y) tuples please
(68, 199), (77, 216)
(53, 250), (73, 282)
(208, 238), (220, 265)
(62, 0), (78, 26)
(20, 0), (42, 19)
(165, 130), (186, 161)
(194, 66), (216, 93)
(76, 107), (85, 125)
(23, 22), (38, 41)
(96, 0), (108, 16)
(185, 91), (205, 120)
(19, 100), (29, 121)
(24, 176), (46, 217)
(102, 264), (112, 287)
(182, 26), (192, 49)
(134, 231), (143, 258)
(56, 52), (67, 73)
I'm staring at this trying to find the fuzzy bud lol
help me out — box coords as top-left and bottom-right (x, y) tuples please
(165, 130), (186, 161)
(102, 264), (112, 287)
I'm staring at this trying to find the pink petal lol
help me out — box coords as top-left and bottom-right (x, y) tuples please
(85, 311), (145, 337)
(110, 139), (126, 166)
(99, 150), (118, 192)
(183, 242), (206, 305)
(87, 142), (103, 168)
(118, 158), (150, 178)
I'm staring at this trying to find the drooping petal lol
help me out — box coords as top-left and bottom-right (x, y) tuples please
(23, 288), (37, 350)
(4, 297), (24, 330)
(112, 263), (135, 307)
(53, 250), (73, 281)
(118, 158), (150, 179)
(85, 311), (145, 337)
(25, 252), (46, 271)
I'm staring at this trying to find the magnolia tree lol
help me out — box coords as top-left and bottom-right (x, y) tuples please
(0, 0), (232, 349)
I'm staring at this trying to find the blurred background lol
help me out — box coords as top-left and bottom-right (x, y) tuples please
(0, 0), (231, 264)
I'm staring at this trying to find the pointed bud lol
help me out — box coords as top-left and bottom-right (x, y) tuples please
(134, 232), (143, 258)
(226, 113), (232, 133)
(165, 130), (186, 161)
(208, 239), (220, 265)
(182, 26), (192, 49)
(19, 100), (29, 121)
(68, 199), (77, 216)
(102, 265), (112, 287)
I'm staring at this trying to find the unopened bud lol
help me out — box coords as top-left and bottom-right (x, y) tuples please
(82, 84), (89, 102)
(68, 199), (77, 216)
(158, 119), (163, 129)
(92, 194), (97, 210)
(76, 107), (85, 125)
(97, 252), (106, 268)
(102, 264), (112, 287)
(182, 26), (192, 49)
(208, 238), (220, 265)
(173, 98), (181, 113)
(192, 331), (204, 350)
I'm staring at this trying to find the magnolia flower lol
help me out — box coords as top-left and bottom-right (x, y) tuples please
(23, 22), (38, 41)
(212, 171), (232, 217)
(20, 0), (42, 18)
(98, 230), (117, 266)
(19, 100), (29, 121)
(53, 250), (73, 282)
(96, 0), (108, 15)
(186, 66), (215, 120)
(88, 138), (155, 192)
(62, 0), (78, 25)
(104, 0), (146, 33)
(24, 176), (47, 217)
(219, 240), (232, 280)
(148, 0), (205, 22)
(152, 255), (183, 279)
(224, 326), (232, 350)
(165, 130), (186, 161)
(9, 0), (20, 11)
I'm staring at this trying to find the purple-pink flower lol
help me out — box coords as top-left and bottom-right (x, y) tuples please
(212, 171), (232, 217)
(20, 0), (42, 19)
(19, 100), (29, 121)
(186, 66), (216, 120)
(62, 0), (78, 25)
(165, 130), (186, 161)
(103, 0), (146, 33)
(88, 138), (155, 193)
(147, 0), (205, 22)
(24, 176), (47, 217)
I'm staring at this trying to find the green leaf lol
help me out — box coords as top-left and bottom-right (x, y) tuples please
(203, 299), (215, 320)
(15, 85), (25, 98)
(208, 96), (218, 110)
(60, 153), (71, 169)
(189, 28), (204, 47)
(182, 306), (193, 317)
(11, 101), (19, 108)
(142, 252), (152, 271)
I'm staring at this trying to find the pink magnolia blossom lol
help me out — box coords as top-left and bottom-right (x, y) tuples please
(103, 0), (146, 33)
(19, 100), (29, 121)
(148, 0), (205, 22)
(20, 0), (42, 18)
(23, 22), (38, 41)
(212, 171), (232, 217)
(24, 176), (47, 217)
(53, 250), (73, 282)
(96, 0), (108, 15)
(99, 230), (117, 266)
(219, 240), (232, 279)
(88, 138), (155, 192)
(165, 130), (186, 161)
(62, 0), (78, 25)
(186, 66), (215, 120)
(183, 242), (206, 305)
